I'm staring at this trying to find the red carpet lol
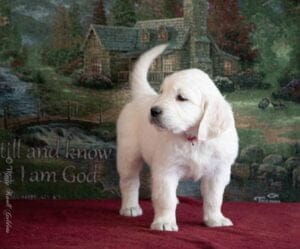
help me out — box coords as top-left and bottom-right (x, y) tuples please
(1, 198), (299, 249)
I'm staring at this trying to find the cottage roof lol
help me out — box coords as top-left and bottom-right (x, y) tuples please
(89, 25), (138, 51)
(208, 34), (240, 61)
(83, 18), (239, 61)
(83, 18), (189, 54)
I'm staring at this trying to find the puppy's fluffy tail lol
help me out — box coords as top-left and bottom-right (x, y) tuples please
(130, 44), (168, 99)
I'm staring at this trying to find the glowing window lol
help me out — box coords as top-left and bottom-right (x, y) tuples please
(224, 60), (233, 75)
(163, 55), (174, 72)
(158, 26), (168, 41)
(141, 30), (150, 43)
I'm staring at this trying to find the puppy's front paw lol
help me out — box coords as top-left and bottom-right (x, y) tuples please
(119, 206), (143, 217)
(151, 221), (178, 231)
(204, 216), (233, 227)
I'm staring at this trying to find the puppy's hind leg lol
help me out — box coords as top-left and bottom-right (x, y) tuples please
(117, 144), (143, 217)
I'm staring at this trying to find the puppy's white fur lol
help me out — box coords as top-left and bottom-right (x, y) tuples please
(117, 45), (238, 231)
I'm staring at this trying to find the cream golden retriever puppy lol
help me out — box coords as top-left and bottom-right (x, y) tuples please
(117, 44), (238, 231)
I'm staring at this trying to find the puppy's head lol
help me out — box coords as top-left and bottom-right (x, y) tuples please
(150, 69), (233, 141)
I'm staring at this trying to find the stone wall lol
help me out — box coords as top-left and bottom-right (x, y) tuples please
(110, 53), (133, 82)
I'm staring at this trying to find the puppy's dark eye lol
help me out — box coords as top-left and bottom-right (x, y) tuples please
(176, 94), (188, 101)
(159, 89), (163, 94)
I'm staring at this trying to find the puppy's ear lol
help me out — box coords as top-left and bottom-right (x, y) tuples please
(198, 96), (233, 141)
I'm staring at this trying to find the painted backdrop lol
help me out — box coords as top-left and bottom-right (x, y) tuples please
(0, 0), (299, 203)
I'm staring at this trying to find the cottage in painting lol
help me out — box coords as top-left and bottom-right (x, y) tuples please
(82, 0), (239, 83)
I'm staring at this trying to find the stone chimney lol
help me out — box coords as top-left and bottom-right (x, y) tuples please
(183, 0), (208, 37)
(183, 0), (212, 76)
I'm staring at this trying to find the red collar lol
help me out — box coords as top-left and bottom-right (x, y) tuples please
(186, 135), (198, 145)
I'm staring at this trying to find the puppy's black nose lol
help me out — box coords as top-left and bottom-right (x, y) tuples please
(151, 106), (162, 117)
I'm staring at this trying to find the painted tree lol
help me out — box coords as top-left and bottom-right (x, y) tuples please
(51, 5), (72, 49)
(93, 0), (107, 25)
(0, 0), (21, 55)
(69, 3), (83, 45)
(0, 0), (10, 52)
(208, 0), (256, 65)
(46, 4), (83, 71)
(241, 0), (299, 83)
(111, 0), (136, 26)
(164, 0), (183, 18)
(135, 0), (182, 20)
(135, 0), (164, 20)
